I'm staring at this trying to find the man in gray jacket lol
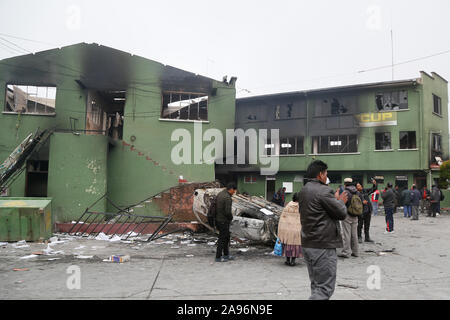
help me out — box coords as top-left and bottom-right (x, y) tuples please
(410, 185), (422, 220)
(299, 160), (348, 300)
(430, 185), (442, 218)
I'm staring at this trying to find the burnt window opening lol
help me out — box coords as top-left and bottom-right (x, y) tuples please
(312, 135), (358, 154)
(399, 131), (417, 149)
(279, 137), (304, 155)
(327, 173), (342, 184)
(5, 84), (56, 115)
(263, 131), (277, 156)
(275, 103), (295, 120)
(330, 98), (348, 115)
(375, 90), (408, 111)
(87, 90), (125, 140)
(161, 91), (208, 121)
(375, 132), (392, 150)
(247, 114), (257, 121)
(433, 94), (442, 115)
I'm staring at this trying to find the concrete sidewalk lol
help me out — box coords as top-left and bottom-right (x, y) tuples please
(1, 212), (450, 300)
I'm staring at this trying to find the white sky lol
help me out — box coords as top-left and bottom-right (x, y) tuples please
(0, 0), (449, 100)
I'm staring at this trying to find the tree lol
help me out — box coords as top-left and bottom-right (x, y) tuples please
(439, 160), (450, 189)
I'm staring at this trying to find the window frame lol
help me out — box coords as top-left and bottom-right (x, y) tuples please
(160, 91), (209, 121)
(312, 135), (358, 154)
(433, 94), (442, 116)
(399, 131), (417, 150)
(4, 84), (57, 116)
(375, 132), (392, 151)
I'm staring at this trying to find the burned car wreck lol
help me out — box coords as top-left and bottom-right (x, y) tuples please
(193, 188), (283, 244)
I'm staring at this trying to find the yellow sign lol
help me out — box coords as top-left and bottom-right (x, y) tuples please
(354, 112), (397, 127)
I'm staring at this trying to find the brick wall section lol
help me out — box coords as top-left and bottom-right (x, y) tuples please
(152, 182), (221, 222)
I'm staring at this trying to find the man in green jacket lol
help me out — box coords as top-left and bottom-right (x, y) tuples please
(215, 183), (237, 262)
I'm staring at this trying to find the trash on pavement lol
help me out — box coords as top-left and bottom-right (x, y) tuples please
(13, 268), (29, 271)
(103, 255), (130, 263)
(20, 254), (38, 259)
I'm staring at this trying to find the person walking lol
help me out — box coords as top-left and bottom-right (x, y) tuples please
(339, 178), (363, 258)
(401, 187), (412, 218)
(215, 183), (237, 262)
(381, 183), (395, 234)
(299, 160), (348, 300)
(277, 192), (302, 266)
(371, 189), (380, 216)
(410, 184), (422, 220)
(357, 182), (376, 243)
(430, 185), (442, 218)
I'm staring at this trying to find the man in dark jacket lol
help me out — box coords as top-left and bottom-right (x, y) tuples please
(357, 182), (376, 243)
(401, 187), (412, 218)
(381, 183), (395, 233)
(430, 185), (442, 218)
(215, 183), (237, 262)
(410, 184), (422, 220)
(299, 160), (348, 300)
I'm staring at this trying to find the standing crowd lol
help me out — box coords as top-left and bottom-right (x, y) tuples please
(213, 161), (445, 300)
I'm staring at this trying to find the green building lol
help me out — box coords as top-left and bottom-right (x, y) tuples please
(217, 72), (449, 204)
(0, 43), (236, 222)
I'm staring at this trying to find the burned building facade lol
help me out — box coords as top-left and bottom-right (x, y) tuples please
(0, 43), (236, 222)
(217, 72), (449, 203)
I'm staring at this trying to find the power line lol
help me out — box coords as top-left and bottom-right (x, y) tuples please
(0, 32), (57, 46)
(358, 49), (450, 74)
(0, 36), (32, 54)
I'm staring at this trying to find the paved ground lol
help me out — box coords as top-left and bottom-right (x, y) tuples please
(1, 211), (450, 300)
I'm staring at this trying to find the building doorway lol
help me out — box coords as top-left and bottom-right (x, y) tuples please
(25, 160), (48, 197)
(266, 177), (276, 201)
(395, 175), (408, 191)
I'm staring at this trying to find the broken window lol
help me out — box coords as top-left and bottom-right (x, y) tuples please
(399, 131), (416, 149)
(375, 132), (392, 150)
(433, 94), (442, 115)
(5, 84), (56, 115)
(161, 92), (208, 121)
(314, 96), (354, 116)
(312, 135), (358, 154)
(375, 90), (408, 111)
(279, 137), (304, 155)
(431, 133), (443, 164)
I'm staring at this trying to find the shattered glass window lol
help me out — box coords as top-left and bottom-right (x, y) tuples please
(375, 132), (392, 150)
(375, 90), (408, 111)
(161, 91), (208, 121)
(5, 84), (56, 115)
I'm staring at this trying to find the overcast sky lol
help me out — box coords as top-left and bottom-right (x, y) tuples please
(0, 0), (449, 99)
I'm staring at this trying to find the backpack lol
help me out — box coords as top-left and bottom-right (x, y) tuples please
(348, 194), (363, 216)
(440, 190), (445, 201)
(207, 196), (218, 227)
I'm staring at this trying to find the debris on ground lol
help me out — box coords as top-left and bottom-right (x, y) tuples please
(12, 240), (29, 249)
(13, 268), (29, 271)
(20, 254), (38, 260)
(103, 255), (130, 263)
(193, 188), (283, 244)
(338, 283), (359, 289)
